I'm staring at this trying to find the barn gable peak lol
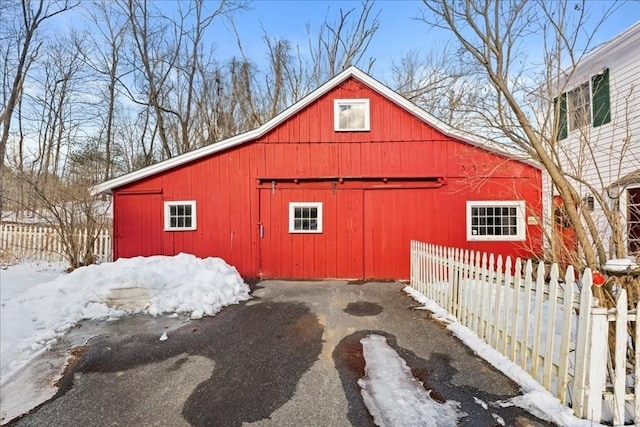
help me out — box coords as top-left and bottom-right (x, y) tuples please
(93, 66), (537, 195)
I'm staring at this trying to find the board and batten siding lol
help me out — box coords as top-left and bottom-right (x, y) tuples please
(110, 76), (543, 279)
(555, 22), (640, 256)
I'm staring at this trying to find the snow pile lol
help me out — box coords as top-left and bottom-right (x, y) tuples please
(359, 334), (465, 427)
(0, 253), (250, 385)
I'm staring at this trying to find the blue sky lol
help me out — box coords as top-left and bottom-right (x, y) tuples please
(46, 0), (640, 81)
(207, 0), (640, 78)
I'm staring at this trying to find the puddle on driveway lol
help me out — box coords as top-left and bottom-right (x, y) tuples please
(343, 301), (383, 317)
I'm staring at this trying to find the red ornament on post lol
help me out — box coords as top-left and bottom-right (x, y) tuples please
(592, 271), (606, 287)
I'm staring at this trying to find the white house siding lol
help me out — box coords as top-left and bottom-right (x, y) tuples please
(556, 21), (640, 258)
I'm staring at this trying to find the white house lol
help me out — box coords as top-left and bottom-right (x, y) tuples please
(552, 21), (640, 259)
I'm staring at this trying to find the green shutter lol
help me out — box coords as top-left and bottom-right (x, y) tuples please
(554, 93), (568, 140)
(591, 68), (611, 127)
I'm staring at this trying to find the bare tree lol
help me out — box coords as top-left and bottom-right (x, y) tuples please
(0, 0), (78, 214)
(420, 0), (626, 269)
(308, 0), (380, 86)
(82, 0), (129, 181)
(225, 0), (381, 128)
(390, 48), (485, 130)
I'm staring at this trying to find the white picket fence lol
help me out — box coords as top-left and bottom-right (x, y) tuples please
(410, 241), (639, 426)
(0, 223), (112, 263)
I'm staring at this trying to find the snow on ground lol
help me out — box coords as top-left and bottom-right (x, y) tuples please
(359, 334), (465, 427)
(1, 254), (250, 387)
(403, 286), (604, 427)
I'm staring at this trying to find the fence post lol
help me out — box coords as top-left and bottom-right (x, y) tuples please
(557, 265), (575, 404)
(572, 272), (593, 418)
(612, 289), (627, 426)
(585, 306), (608, 423)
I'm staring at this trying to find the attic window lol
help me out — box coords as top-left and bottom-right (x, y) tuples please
(334, 99), (370, 131)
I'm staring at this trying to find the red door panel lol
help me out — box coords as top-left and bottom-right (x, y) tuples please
(259, 187), (364, 279)
(114, 193), (164, 259)
(364, 189), (436, 280)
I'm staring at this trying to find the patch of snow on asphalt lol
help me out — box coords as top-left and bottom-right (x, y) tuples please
(359, 334), (466, 427)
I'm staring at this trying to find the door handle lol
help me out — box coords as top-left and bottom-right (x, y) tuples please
(259, 223), (264, 238)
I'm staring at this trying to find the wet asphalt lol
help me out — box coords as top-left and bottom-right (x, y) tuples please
(8, 280), (556, 426)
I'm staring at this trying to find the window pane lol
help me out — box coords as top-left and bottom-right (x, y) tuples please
(185, 218), (192, 228)
(290, 203), (322, 233)
(338, 102), (365, 129)
(185, 205), (192, 216)
(177, 217), (185, 227)
(170, 218), (177, 227)
(569, 82), (591, 130)
(170, 206), (177, 216)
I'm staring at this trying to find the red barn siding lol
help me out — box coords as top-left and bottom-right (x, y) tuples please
(111, 76), (543, 280)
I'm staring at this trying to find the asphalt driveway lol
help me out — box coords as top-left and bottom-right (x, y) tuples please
(9, 280), (554, 426)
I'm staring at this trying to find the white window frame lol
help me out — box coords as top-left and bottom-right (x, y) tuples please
(466, 201), (526, 241)
(164, 200), (197, 231)
(334, 99), (370, 131)
(289, 202), (323, 234)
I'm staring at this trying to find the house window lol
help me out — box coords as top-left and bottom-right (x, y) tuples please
(289, 202), (323, 233)
(334, 99), (370, 131)
(164, 201), (196, 231)
(554, 68), (611, 140)
(568, 82), (590, 130)
(467, 201), (526, 241)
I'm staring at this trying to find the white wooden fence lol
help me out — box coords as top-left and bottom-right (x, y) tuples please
(0, 223), (112, 263)
(410, 241), (639, 426)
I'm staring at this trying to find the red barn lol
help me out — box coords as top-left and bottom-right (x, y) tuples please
(94, 67), (543, 280)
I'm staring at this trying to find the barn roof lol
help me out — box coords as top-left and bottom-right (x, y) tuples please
(93, 66), (539, 195)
